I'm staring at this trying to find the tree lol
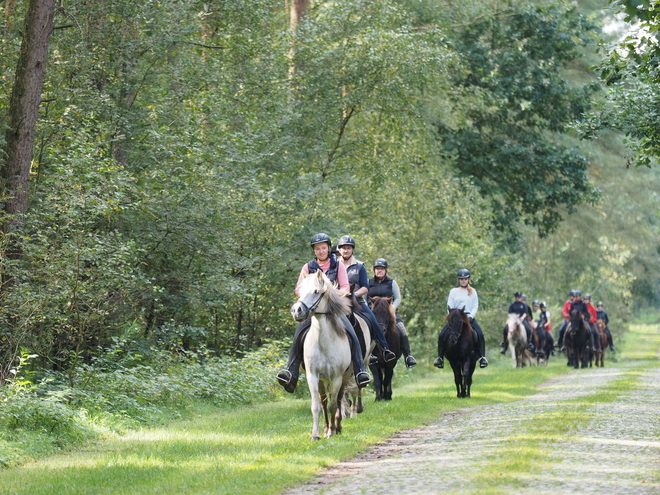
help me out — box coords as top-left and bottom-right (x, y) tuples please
(2, 0), (55, 238)
(433, 1), (600, 242)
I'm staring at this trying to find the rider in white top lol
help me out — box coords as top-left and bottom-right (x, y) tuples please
(434, 269), (488, 369)
(447, 285), (478, 319)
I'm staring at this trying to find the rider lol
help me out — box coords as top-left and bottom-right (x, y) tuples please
(501, 291), (536, 354)
(276, 233), (371, 393)
(585, 293), (603, 354)
(366, 258), (418, 368)
(433, 268), (489, 369)
(569, 290), (600, 354)
(538, 301), (554, 355)
(557, 290), (576, 351)
(336, 235), (397, 365)
(596, 301), (615, 351)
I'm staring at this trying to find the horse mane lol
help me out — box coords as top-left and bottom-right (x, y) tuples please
(371, 296), (397, 336)
(304, 271), (351, 316)
(446, 307), (473, 343)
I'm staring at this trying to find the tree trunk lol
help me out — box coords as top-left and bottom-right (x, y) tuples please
(2, 0), (56, 236)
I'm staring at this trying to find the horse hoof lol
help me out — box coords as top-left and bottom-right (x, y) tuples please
(311, 436), (320, 441)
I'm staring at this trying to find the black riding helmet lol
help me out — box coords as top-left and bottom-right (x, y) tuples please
(532, 299), (539, 306)
(514, 291), (523, 298)
(540, 301), (547, 308)
(310, 233), (332, 248)
(457, 268), (470, 279)
(337, 235), (355, 248)
(373, 258), (388, 269)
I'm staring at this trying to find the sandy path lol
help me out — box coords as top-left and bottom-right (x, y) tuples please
(283, 363), (660, 494)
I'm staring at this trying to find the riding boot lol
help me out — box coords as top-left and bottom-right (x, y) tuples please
(605, 327), (615, 351)
(276, 319), (311, 393)
(471, 319), (488, 368)
(500, 326), (508, 354)
(591, 325), (601, 353)
(525, 326), (535, 352)
(400, 334), (416, 367)
(558, 322), (567, 351)
(434, 326), (447, 368)
(341, 315), (371, 388)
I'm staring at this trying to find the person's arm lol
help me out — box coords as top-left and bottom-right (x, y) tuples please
(336, 263), (350, 292)
(355, 264), (369, 298)
(469, 290), (478, 319)
(391, 279), (402, 309)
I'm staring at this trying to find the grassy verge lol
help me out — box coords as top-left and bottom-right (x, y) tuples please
(0, 355), (566, 495)
(1, 322), (657, 495)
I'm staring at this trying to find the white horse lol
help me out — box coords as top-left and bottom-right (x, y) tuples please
(290, 270), (353, 440)
(505, 314), (534, 368)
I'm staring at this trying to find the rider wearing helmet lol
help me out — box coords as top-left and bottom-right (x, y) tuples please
(596, 301), (615, 351)
(568, 291), (600, 354)
(500, 291), (536, 354)
(557, 290), (576, 351)
(337, 236), (398, 366)
(434, 269), (489, 369)
(538, 301), (555, 355)
(583, 294), (602, 354)
(276, 233), (371, 393)
(367, 258), (417, 368)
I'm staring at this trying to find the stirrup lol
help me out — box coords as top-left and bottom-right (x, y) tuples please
(479, 356), (488, 368)
(276, 369), (292, 384)
(384, 349), (396, 363)
(356, 371), (371, 388)
(369, 354), (378, 365)
(405, 355), (417, 368)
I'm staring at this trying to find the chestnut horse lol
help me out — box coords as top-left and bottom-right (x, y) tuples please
(594, 319), (608, 367)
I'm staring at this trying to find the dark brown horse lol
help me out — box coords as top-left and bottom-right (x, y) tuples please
(439, 307), (478, 398)
(565, 309), (590, 369)
(369, 296), (402, 401)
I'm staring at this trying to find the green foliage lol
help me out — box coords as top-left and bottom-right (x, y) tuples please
(434, 0), (601, 240)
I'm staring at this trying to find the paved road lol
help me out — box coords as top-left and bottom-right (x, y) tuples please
(283, 363), (660, 494)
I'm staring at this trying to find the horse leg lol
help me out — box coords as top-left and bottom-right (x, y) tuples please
(333, 384), (344, 436)
(370, 363), (383, 401)
(319, 381), (332, 438)
(356, 388), (364, 414)
(451, 363), (463, 398)
(308, 375), (322, 441)
(384, 366), (394, 400)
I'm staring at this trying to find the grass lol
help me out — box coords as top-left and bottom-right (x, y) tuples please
(1, 321), (658, 495)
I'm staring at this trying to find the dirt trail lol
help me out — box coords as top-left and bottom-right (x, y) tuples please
(283, 363), (660, 495)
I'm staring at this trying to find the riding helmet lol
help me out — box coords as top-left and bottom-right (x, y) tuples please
(514, 291), (523, 298)
(597, 301), (603, 306)
(584, 293), (592, 300)
(574, 290), (582, 296)
(569, 290), (576, 297)
(337, 235), (356, 248)
(540, 301), (547, 308)
(310, 233), (332, 248)
(373, 258), (388, 269)
(457, 268), (471, 279)
(532, 299), (539, 306)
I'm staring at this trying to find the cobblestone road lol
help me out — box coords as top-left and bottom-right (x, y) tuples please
(283, 363), (660, 495)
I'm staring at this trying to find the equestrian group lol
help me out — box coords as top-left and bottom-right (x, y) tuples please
(500, 289), (615, 369)
(277, 233), (417, 439)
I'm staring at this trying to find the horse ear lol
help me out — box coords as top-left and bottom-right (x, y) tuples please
(447, 305), (451, 312)
(461, 306), (466, 313)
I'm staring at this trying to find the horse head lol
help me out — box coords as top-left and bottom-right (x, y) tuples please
(446, 306), (470, 345)
(291, 270), (349, 322)
(568, 309), (585, 334)
(506, 314), (523, 335)
(371, 296), (396, 335)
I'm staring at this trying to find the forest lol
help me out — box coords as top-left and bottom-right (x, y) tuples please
(1, 0), (660, 465)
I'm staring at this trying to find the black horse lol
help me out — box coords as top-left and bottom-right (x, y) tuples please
(438, 307), (478, 398)
(565, 309), (590, 369)
(368, 296), (402, 401)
